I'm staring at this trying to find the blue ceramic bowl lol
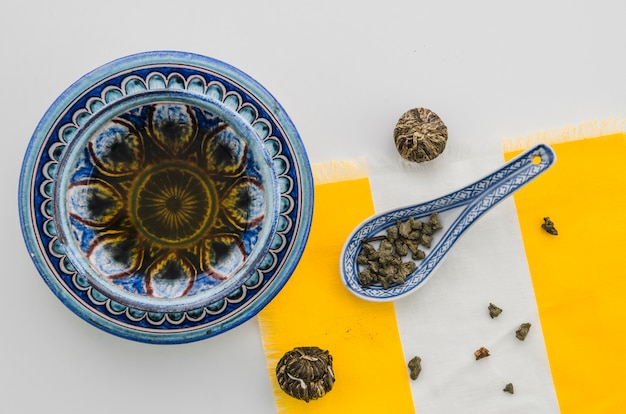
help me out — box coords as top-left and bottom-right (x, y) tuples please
(19, 51), (313, 343)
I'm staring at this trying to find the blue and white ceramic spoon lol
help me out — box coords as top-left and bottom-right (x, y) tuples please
(340, 143), (556, 301)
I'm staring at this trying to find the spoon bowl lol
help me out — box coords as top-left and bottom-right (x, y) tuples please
(340, 144), (556, 301)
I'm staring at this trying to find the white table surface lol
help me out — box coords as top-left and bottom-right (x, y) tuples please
(2, 1), (625, 413)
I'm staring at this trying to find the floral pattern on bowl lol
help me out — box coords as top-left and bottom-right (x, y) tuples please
(56, 89), (279, 312)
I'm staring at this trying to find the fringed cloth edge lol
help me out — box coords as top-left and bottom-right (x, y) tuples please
(502, 117), (626, 152)
(311, 159), (368, 185)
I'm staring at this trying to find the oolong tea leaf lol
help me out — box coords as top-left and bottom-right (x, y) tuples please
(488, 303), (503, 319)
(356, 213), (442, 289)
(515, 323), (532, 341)
(541, 217), (558, 235)
(474, 347), (490, 360)
(408, 356), (422, 380)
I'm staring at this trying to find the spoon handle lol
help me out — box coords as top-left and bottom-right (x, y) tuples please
(445, 143), (555, 211)
(435, 143), (555, 261)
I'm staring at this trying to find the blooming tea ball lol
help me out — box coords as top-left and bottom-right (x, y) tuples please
(275, 346), (335, 402)
(393, 108), (448, 162)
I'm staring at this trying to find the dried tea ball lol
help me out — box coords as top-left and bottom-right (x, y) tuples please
(393, 108), (448, 162)
(276, 346), (335, 403)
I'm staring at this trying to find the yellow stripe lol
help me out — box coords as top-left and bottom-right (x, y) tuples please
(258, 178), (415, 413)
(505, 132), (626, 412)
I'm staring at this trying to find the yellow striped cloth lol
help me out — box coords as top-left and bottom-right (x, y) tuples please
(258, 119), (626, 413)
(258, 177), (414, 413)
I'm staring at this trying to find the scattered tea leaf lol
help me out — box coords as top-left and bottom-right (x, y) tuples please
(515, 323), (532, 341)
(408, 356), (422, 380)
(488, 303), (503, 319)
(503, 383), (515, 394)
(474, 346), (490, 360)
(541, 217), (558, 235)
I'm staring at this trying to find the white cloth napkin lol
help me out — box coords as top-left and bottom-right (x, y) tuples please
(368, 150), (560, 413)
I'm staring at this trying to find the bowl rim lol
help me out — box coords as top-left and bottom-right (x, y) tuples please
(53, 88), (281, 313)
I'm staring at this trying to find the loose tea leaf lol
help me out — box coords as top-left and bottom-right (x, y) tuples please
(357, 213), (442, 289)
(474, 347), (490, 360)
(503, 383), (515, 394)
(515, 323), (532, 341)
(276, 347), (335, 403)
(488, 303), (503, 319)
(393, 108), (448, 163)
(541, 217), (558, 235)
(407, 356), (422, 380)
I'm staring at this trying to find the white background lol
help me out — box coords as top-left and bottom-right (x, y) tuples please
(1, 1), (625, 413)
